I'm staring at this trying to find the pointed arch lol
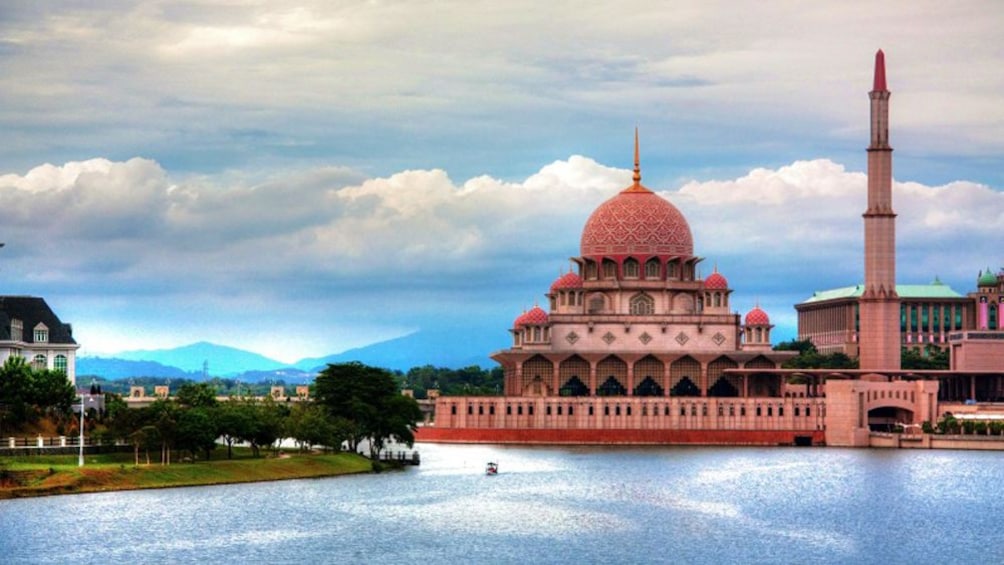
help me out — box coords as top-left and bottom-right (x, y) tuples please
(596, 356), (627, 397)
(707, 356), (740, 398)
(559, 355), (590, 397)
(670, 356), (700, 397)
(645, 258), (661, 279)
(623, 257), (640, 279)
(521, 355), (553, 396)
(633, 355), (665, 396)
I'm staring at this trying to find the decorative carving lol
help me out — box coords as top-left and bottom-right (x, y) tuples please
(566, 331), (580, 345)
(602, 331), (616, 345)
(713, 332), (727, 346)
(639, 332), (653, 345)
(581, 190), (694, 257)
(675, 332), (689, 346)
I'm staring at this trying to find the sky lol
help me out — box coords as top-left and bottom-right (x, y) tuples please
(1, 1), (1002, 364)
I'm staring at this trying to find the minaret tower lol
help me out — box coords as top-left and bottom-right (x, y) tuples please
(859, 49), (900, 371)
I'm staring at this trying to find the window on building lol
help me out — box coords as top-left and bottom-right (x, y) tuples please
(568, 406), (574, 416)
(645, 259), (660, 279)
(32, 354), (46, 371)
(667, 262), (678, 279)
(54, 355), (68, 374)
(623, 258), (639, 278)
(489, 406), (495, 415)
(478, 405), (484, 415)
(630, 292), (655, 315)
(468, 405), (473, 415)
(34, 326), (48, 343)
(11, 319), (22, 342)
(451, 405), (457, 415)
(586, 262), (598, 280)
(603, 260), (617, 279)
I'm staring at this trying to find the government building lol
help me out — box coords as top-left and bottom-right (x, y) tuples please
(419, 51), (1004, 447)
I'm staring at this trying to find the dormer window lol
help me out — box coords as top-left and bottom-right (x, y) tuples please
(34, 324), (49, 343)
(11, 319), (23, 342)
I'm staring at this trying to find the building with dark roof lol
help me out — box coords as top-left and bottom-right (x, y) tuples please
(0, 296), (80, 384)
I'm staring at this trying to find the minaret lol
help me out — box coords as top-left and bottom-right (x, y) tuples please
(859, 49), (900, 371)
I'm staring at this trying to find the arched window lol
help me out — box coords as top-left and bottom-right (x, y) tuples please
(585, 261), (598, 280)
(54, 354), (68, 373)
(603, 260), (617, 279)
(623, 258), (639, 278)
(630, 292), (655, 315)
(589, 295), (606, 313)
(32, 354), (47, 371)
(645, 259), (660, 279)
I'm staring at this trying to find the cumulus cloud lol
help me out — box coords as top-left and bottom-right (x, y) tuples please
(1, 154), (1000, 361)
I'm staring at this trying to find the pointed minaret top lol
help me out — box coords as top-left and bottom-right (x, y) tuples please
(623, 127), (652, 193)
(873, 49), (887, 92)
(632, 127), (641, 184)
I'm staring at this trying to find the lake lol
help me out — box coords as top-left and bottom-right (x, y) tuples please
(3, 444), (1003, 564)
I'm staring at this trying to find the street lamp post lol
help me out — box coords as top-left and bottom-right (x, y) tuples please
(78, 395), (85, 467)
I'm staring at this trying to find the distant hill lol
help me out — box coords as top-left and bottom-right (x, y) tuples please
(78, 328), (509, 381)
(295, 328), (508, 373)
(77, 357), (196, 380)
(111, 341), (290, 376)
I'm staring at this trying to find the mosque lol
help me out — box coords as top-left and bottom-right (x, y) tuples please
(418, 51), (1004, 447)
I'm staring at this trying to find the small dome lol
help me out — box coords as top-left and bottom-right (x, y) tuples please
(978, 269), (998, 287)
(550, 271), (583, 291)
(515, 306), (549, 327)
(745, 306), (770, 326)
(704, 271), (728, 290)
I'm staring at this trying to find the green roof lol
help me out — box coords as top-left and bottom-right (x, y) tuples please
(801, 282), (964, 304)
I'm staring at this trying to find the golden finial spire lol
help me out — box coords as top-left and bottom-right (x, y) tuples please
(633, 127), (641, 184)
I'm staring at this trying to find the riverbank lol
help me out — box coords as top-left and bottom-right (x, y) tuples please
(0, 451), (375, 499)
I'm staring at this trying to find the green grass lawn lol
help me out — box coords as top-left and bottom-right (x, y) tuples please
(0, 450), (375, 498)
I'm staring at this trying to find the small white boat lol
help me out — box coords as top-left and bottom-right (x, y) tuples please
(485, 461), (498, 476)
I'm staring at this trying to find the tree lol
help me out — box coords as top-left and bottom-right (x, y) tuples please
(176, 407), (218, 461)
(0, 356), (75, 431)
(901, 345), (950, 370)
(285, 403), (351, 453)
(175, 382), (219, 409)
(314, 362), (424, 457)
(214, 400), (254, 459)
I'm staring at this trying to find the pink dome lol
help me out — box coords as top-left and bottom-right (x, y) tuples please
(580, 184), (693, 259)
(514, 306), (549, 327)
(704, 271), (728, 290)
(745, 306), (770, 326)
(550, 272), (583, 291)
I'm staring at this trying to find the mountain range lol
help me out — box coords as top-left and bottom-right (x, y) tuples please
(78, 328), (509, 381)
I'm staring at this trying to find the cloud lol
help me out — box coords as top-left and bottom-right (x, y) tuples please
(2, 153), (1000, 361)
(1, 1), (1002, 189)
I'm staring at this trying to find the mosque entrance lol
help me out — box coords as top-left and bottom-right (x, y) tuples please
(867, 406), (914, 432)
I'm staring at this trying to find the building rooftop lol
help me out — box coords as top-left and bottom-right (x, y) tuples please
(800, 282), (964, 304)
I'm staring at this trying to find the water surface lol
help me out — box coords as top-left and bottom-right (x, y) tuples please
(3, 444), (1001, 564)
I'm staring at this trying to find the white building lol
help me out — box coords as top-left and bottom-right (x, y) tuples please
(0, 296), (80, 385)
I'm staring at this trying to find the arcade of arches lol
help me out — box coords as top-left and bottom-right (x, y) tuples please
(504, 354), (784, 399)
